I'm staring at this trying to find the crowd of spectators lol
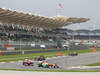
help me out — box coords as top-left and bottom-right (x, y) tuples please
(0, 25), (68, 43)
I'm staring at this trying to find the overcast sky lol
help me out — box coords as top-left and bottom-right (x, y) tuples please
(0, 0), (100, 30)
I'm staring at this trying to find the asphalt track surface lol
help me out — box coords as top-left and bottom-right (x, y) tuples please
(0, 52), (100, 70)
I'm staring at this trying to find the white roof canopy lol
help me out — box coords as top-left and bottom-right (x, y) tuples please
(0, 8), (90, 29)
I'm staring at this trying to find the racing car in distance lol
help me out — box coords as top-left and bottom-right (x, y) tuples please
(68, 52), (78, 56)
(22, 59), (34, 66)
(34, 56), (45, 61)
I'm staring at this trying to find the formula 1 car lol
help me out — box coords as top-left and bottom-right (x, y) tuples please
(38, 61), (59, 68)
(34, 56), (45, 61)
(68, 52), (78, 56)
(22, 59), (34, 66)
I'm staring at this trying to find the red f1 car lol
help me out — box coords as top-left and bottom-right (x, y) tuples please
(22, 59), (34, 66)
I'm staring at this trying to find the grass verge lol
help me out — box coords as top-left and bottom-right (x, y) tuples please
(86, 62), (100, 66)
(0, 68), (100, 72)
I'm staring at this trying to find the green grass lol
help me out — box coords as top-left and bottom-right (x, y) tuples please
(0, 50), (67, 62)
(0, 68), (100, 72)
(0, 48), (100, 62)
(86, 62), (100, 66)
(75, 48), (100, 53)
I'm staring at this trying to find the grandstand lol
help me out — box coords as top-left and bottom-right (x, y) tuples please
(0, 8), (90, 51)
(57, 28), (100, 47)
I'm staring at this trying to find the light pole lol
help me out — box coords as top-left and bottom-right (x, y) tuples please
(20, 38), (24, 54)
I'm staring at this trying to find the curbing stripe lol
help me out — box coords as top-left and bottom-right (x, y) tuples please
(10, 61), (15, 63)
(0, 62), (6, 63)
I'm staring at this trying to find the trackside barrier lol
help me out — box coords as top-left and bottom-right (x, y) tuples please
(2, 49), (66, 55)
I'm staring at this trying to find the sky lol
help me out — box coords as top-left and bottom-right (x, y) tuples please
(0, 0), (100, 30)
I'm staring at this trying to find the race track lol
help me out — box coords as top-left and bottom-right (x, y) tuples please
(0, 52), (100, 70)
